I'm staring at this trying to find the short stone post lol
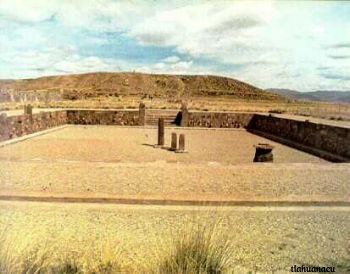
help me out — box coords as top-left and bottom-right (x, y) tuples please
(24, 104), (33, 123)
(176, 133), (187, 153)
(157, 118), (165, 146)
(138, 102), (146, 126)
(28, 104), (33, 115)
(179, 134), (185, 150)
(253, 144), (274, 162)
(170, 132), (177, 151)
(180, 102), (189, 127)
(23, 104), (29, 115)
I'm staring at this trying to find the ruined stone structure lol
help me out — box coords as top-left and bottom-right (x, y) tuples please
(67, 110), (139, 126)
(170, 133), (177, 151)
(177, 134), (186, 153)
(247, 115), (350, 162)
(253, 144), (274, 162)
(157, 118), (165, 146)
(0, 105), (349, 162)
(0, 111), (67, 142)
(187, 112), (254, 128)
(138, 102), (146, 126)
(180, 103), (189, 127)
(24, 104), (33, 115)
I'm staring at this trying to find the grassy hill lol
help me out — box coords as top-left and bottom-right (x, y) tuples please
(0, 72), (284, 101)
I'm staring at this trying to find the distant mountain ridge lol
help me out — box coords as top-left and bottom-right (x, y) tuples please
(266, 88), (350, 103)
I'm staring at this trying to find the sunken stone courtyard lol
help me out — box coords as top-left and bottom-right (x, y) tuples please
(0, 103), (349, 273)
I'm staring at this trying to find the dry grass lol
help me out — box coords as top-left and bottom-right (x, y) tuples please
(0, 218), (233, 274)
(151, 222), (232, 274)
(2, 212), (348, 273)
(0, 225), (128, 274)
(1, 202), (350, 273)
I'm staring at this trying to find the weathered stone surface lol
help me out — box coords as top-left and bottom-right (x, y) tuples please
(170, 132), (177, 151)
(0, 111), (67, 142)
(248, 115), (350, 160)
(180, 103), (189, 127)
(253, 144), (274, 162)
(67, 110), (139, 126)
(138, 102), (146, 126)
(178, 133), (186, 152)
(158, 118), (165, 146)
(24, 104), (33, 115)
(187, 112), (253, 128)
(1, 108), (349, 162)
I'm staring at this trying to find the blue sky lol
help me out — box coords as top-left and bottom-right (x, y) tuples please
(0, 0), (349, 91)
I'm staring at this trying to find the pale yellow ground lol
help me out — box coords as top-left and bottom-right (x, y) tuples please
(0, 201), (349, 273)
(0, 126), (349, 273)
(2, 126), (349, 203)
(1, 161), (349, 203)
(0, 126), (326, 164)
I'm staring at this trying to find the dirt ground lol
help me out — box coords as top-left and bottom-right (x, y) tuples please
(0, 126), (326, 164)
(1, 126), (349, 203)
(1, 125), (349, 273)
(1, 160), (349, 203)
(1, 201), (349, 273)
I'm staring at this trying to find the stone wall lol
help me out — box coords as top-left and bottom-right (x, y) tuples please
(1, 107), (349, 162)
(247, 114), (350, 162)
(0, 111), (67, 142)
(67, 110), (140, 126)
(187, 112), (254, 128)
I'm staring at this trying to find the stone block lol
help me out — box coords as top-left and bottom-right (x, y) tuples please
(170, 132), (177, 151)
(253, 144), (274, 162)
(157, 118), (165, 146)
(139, 102), (146, 126)
(176, 133), (187, 153)
(180, 102), (189, 127)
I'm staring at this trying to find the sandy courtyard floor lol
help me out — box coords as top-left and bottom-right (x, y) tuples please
(1, 126), (348, 203)
(0, 125), (326, 164)
(1, 161), (349, 203)
(0, 125), (349, 272)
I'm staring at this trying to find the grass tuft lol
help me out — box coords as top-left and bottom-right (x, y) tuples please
(153, 222), (232, 274)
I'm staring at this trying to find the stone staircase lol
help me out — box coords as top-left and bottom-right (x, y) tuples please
(145, 110), (180, 126)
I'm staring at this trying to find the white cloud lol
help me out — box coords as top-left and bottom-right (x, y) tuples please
(129, 1), (274, 62)
(162, 56), (180, 63)
(0, 45), (134, 79)
(0, 0), (56, 22)
(0, 0), (349, 91)
(140, 60), (194, 75)
(0, 0), (150, 31)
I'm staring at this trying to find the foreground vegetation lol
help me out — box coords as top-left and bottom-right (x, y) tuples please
(1, 222), (348, 274)
(1, 202), (350, 273)
(0, 223), (233, 274)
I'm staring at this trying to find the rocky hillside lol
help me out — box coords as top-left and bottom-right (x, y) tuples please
(0, 72), (284, 101)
